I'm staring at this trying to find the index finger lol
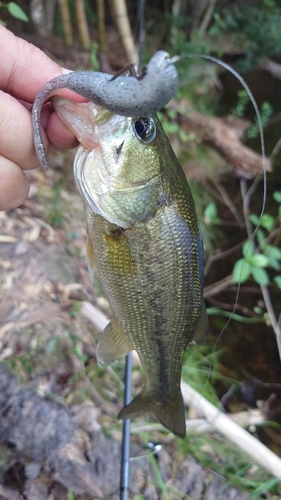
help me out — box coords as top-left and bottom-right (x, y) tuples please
(0, 26), (66, 102)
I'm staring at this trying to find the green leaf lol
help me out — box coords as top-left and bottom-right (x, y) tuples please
(251, 211), (276, 233)
(232, 259), (251, 283)
(260, 213), (275, 231)
(265, 245), (281, 261)
(203, 202), (220, 224)
(251, 267), (270, 285)
(253, 305), (263, 315)
(273, 190), (281, 203)
(248, 253), (269, 267)
(268, 258), (280, 271)
(167, 109), (177, 120)
(245, 477), (281, 500)
(178, 129), (190, 142)
(242, 240), (254, 258)
(163, 121), (179, 134)
(249, 213), (259, 226)
(256, 229), (266, 247)
(7, 2), (29, 22)
(273, 275), (281, 289)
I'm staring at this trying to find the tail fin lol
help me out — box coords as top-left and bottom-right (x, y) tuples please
(118, 390), (186, 438)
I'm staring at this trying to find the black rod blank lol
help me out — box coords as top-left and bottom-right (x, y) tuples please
(120, 352), (132, 500)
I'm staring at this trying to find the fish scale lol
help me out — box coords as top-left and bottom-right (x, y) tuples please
(50, 99), (209, 437)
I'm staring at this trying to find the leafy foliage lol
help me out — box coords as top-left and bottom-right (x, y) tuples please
(210, 2), (281, 71)
(231, 90), (273, 139)
(0, 2), (28, 22)
(232, 191), (281, 287)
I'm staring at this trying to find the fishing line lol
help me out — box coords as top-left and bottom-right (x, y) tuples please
(175, 53), (267, 401)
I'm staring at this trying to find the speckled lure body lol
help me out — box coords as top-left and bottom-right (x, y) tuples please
(32, 51), (178, 171)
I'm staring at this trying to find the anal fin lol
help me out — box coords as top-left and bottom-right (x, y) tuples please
(97, 320), (133, 366)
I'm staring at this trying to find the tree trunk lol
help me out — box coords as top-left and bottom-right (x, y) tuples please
(30, 0), (56, 36)
(110, 0), (138, 64)
(75, 0), (91, 49)
(59, 0), (73, 46)
(97, 0), (113, 73)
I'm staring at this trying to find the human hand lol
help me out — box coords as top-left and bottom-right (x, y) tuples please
(0, 26), (81, 211)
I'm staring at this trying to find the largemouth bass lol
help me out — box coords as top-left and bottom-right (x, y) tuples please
(52, 97), (209, 438)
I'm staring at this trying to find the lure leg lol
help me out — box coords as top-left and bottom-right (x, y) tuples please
(110, 63), (147, 81)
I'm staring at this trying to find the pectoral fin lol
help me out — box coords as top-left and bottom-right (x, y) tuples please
(97, 320), (133, 366)
(193, 304), (209, 345)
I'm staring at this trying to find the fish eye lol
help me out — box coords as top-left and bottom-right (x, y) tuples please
(133, 117), (156, 144)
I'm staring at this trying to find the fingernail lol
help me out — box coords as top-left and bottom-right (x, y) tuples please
(62, 68), (73, 75)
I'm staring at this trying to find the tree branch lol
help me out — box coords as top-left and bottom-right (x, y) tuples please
(171, 100), (271, 177)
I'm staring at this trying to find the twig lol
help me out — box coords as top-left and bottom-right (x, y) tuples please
(80, 301), (109, 331)
(137, 0), (145, 64)
(97, 0), (106, 52)
(270, 136), (281, 161)
(198, 0), (218, 33)
(241, 178), (281, 360)
(58, 0), (73, 45)
(130, 419), (215, 435)
(214, 180), (244, 228)
(204, 240), (244, 277)
(203, 275), (234, 298)
(260, 284), (281, 356)
(207, 296), (255, 317)
(261, 58), (281, 80)
(110, 0), (138, 64)
(181, 381), (281, 478)
(241, 177), (255, 239)
(75, 0), (90, 49)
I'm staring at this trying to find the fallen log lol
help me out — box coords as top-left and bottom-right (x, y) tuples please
(170, 100), (271, 177)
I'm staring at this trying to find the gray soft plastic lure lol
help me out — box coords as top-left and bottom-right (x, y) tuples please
(32, 51), (178, 170)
